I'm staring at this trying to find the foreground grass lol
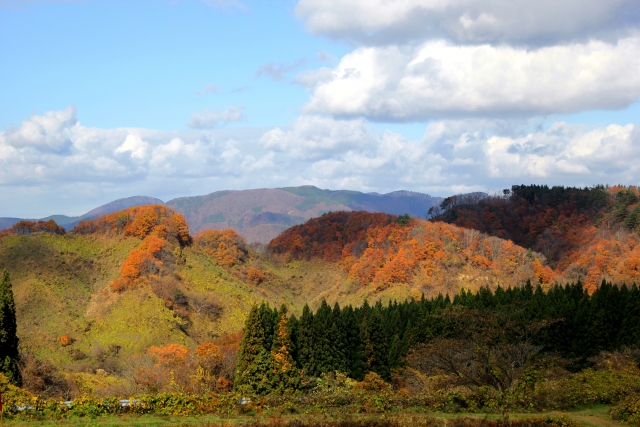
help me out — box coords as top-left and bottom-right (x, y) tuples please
(1, 406), (631, 427)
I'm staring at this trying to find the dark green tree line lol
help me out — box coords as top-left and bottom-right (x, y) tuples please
(235, 280), (640, 395)
(0, 269), (20, 384)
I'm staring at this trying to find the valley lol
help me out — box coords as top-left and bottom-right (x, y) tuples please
(0, 184), (640, 425)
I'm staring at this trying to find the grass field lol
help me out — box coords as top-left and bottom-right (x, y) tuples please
(0, 406), (631, 427)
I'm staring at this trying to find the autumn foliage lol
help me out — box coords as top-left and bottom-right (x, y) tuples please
(72, 205), (193, 292)
(193, 229), (268, 285)
(431, 185), (640, 293)
(194, 229), (248, 267)
(57, 335), (73, 347)
(149, 343), (190, 366)
(140, 342), (232, 393)
(269, 211), (545, 291)
(11, 219), (65, 235)
(73, 204), (191, 246)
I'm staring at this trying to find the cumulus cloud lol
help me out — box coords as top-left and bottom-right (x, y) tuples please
(256, 59), (306, 81)
(303, 36), (640, 120)
(260, 115), (372, 160)
(256, 115), (640, 193)
(0, 107), (259, 187)
(483, 122), (639, 180)
(2, 108), (639, 217)
(296, 0), (640, 46)
(4, 106), (77, 152)
(115, 134), (149, 159)
(187, 105), (245, 129)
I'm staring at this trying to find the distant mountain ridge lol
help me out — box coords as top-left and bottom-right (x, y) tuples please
(1, 187), (442, 243)
(166, 186), (443, 243)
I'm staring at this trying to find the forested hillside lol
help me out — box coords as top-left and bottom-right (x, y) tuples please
(234, 281), (640, 395)
(431, 185), (640, 291)
(2, 193), (640, 404)
(269, 211), (551, 295)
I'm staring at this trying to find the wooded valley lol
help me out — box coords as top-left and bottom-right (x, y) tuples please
(1, 184), (640, 425)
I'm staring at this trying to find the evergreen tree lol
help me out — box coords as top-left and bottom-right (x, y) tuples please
(618, 285), (640, 347)
(0, 269), (19, 384)
(343, 305), (366, 380)
(271, 305), (301, 394)
(296, 304), (315, 374)
(311, 300), (333, 375)
(361, 306), (390, 380)
(327, 302), (347, 373)
(234, 304), (268, 393)
(241, 348), (275, 395)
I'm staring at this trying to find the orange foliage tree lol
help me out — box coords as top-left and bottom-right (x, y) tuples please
(73, 204), (192, 246)
(194, 229), (248, 267)
(148, 343), (190, 366)
(431, 185), (640, 291)
(269, 211), (542, 291)
(74, 205), (193, 292)
(11, 219), (65, 235)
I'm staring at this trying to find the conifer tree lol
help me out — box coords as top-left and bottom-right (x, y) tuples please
(297, 304), (315, 374)
(328, 302), (347, 373)
(271, 305), (301, 393)
(0, 269), (20, 384)
(234, 304), (269, 393)
(342, 305), (366, 380)
(311, 300), (333, 375)
(361, 306), (390, 380)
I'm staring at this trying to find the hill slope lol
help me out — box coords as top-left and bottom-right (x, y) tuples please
(431, 184), (640, 291)
(166, 186), (442, 243)
(0, 204), (551, 385)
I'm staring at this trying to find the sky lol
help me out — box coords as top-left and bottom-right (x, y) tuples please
(1, 0), (640, 217)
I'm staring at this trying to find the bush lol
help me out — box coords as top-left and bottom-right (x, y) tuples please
(611, 394), (640, 426)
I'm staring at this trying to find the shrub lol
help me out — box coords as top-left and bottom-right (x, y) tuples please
(57, 335), (74, 347)
(611, 394), (640, 426)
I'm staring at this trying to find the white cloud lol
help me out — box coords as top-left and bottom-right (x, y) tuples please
(4, 106), (77, 152)
(303, 36), (640, 120)
(260, 115), (372, 160)
(115, 134), (149, 159)
(483, 122), (639, 180)
(296, 0), (640, 46)
(2, 107), (640, 217)
(187, 105), (245, 129)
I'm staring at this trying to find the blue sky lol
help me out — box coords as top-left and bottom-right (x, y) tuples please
(0, 0), (348, 130)
(1, 0), (640, 217)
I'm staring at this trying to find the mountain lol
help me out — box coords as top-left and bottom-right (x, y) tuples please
(0, 218), (22, 230)
(0, 195), (164, 230)
(2, 187), (442, 243)
(4, 186), (639, 397)
(431, 184), (640, 292)
(166, 186), (442, 243)
(79, 195), (165, 220)
(0, 204), (543, 391)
